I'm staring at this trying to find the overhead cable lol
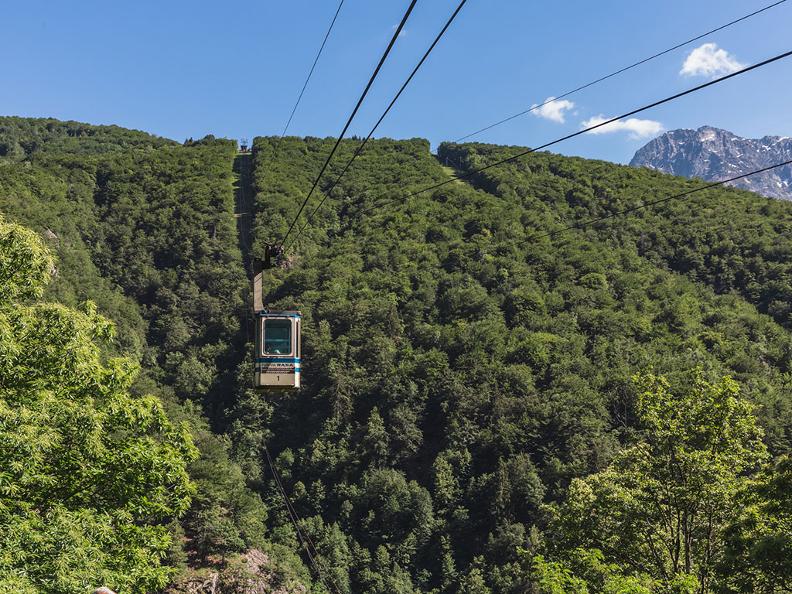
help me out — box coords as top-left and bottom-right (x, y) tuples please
(279, 0), (346, 140)
(286, 0), (469, 249)
(263, 444), (341, 593)
(363, 48), (792, 215)
(537, 159), (792, 239)
(278, 0), (419, 248)
(455, 0), (788, 142)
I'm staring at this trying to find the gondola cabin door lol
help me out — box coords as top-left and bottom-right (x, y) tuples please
(254, 311), (301, 389)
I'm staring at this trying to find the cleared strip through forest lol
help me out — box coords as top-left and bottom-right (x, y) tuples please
(233, 151), (254, 274)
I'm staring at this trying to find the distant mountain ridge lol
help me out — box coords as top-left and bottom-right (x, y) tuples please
(630, 126), (792, 200)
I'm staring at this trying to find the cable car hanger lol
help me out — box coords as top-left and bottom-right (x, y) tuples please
(252, 244), (302, 390)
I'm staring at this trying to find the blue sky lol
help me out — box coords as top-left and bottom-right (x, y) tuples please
(3, 0), (790, 163)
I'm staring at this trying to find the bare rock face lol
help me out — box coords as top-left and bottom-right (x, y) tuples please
(166, 549), (309, 594)
(630, 126), (792, 199)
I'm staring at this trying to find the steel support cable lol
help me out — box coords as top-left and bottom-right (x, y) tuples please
(455, 0), (788, 142)
(268, 0), (345, 169)
(263, 444), (340, 593)
(535, 158), (792, 240)
(279, 0), (346, 140)
(278, 0), (419, 249)
(360, 48), (792, 216)
(285, 0), (469, 250)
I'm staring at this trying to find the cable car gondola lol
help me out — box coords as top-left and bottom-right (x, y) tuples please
(252, 248), (301, 389)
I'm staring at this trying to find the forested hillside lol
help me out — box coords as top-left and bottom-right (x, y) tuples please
(245, 136), (792, 593)
(1, 118), (791, 592)
(0, 116), (174, 158)
(0, 215), (196, 592)
(442, 142), (792, 337)
(0, 122), (311, 592)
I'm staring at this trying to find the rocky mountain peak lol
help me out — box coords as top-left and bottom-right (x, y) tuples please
(630, 126), (792, 199)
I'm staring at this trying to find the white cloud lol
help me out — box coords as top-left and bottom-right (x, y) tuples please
(531, 97), (575, 123)
(581, 115), (664, 140)
(680, 43), (745, 78)
(391, 24), (408, 37)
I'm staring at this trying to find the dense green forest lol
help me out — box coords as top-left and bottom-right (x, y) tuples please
(0, 116), (175, 158)
(1, 117), (790, 592)
(0, 118), (310, 592)
(243, 136), (791, 593)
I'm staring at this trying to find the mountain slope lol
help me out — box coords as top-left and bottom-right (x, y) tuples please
(3, 117), (792, 592)
(0, 119), (313, 592)
(630, 125), (792, 199)
(240, 136), (792, 592)
(0, 115), (175, 159)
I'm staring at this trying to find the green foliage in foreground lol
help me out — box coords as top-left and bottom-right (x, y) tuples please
(0, 217), (196, 592)
(541, 373), (771, 593)
(530, 549), (655, 594)
(720, 455), (792, 593)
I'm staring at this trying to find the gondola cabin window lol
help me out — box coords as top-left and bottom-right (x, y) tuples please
(264, 318), (292, 355)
